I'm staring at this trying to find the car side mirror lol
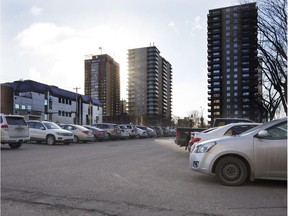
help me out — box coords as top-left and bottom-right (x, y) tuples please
(256, 130), (269, 138)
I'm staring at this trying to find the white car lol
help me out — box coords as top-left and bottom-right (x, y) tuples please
(27, 120), (74, 145)
(188, 122), (260, 152)
(125, 124), (138, 138)
(189, 117), (287, 186)
(118, 125), (130, 139)
(136, 127), (148, 138)
(0, 114), (30, 149)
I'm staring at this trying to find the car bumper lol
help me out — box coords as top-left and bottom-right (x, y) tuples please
(1, 134), (30, 144)
(189, 152), (215, 175)
(55, 135), (74, 142)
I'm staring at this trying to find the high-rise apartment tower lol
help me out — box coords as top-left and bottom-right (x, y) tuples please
(207, 3), (262, 124)
(127, 46), (172, 125)
(85, 54), (120, 117)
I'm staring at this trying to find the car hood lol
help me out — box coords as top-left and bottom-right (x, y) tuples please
(48, 129), (73, 134)
(194, 136), (233, 147)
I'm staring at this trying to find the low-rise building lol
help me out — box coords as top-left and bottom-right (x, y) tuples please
(1, 80), (103, 125)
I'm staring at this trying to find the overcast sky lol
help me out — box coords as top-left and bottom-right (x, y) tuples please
(1, 0), (240, 119)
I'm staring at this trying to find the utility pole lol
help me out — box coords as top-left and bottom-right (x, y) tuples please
(73, 87), (81, 124)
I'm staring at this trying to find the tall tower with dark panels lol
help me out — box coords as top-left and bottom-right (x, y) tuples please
(85, 54), (120, 117)
(207, 3), (262, 124)
(127, 46), (173, 125)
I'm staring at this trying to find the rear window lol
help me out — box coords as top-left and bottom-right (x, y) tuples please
(6, 117), (27, 125)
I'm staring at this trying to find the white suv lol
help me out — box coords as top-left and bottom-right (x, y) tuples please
(0, 114), (30, 149)
(27, 120), (74, 145)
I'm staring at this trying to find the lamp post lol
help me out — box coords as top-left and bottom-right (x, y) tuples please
(200, 107), (204, 128)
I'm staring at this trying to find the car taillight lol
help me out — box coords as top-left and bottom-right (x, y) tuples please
(1, 124), (8, 130)
(193, 137), (201, 143)
(83, 130), (89, 134)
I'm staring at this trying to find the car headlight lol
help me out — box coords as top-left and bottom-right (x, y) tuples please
(194, 141), (217, 153)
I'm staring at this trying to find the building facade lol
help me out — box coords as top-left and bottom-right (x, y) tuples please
(84, 54), (120, 118)
(1, 80), (103, 124)
(127, 46), (173, 125)
(207, 3), (263, 124)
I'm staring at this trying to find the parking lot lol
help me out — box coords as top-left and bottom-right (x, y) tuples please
(1, 137), (287, 216)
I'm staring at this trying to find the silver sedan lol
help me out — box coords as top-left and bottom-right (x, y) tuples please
(189, 117), (287, 186)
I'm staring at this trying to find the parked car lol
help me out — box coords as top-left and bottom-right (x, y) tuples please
(83, 125), (109, 142)
(147, 127), (157, 137)
(174, 127), (206, 147)
(27, 120), (73, 145)
(136, 127), (148, 138)
(118, 125), (130, 139)
(188, 123), (260, 152)
(212, 118), (254, 127)
(189, 117), (287, 186)
(1, 114), (30, 149)
(125, 124), (138, 138)
(61, 124), (94, 143)
(93, 123), (122, 140)
(150, 126), (163, 137)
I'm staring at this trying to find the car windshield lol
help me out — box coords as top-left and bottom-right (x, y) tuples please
(44, 122), (61, 130)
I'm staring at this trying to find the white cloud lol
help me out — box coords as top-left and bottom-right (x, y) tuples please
(15, 22), (145, 95)
(185, 16), (203, 36)
(28, 67), (43, 82)
(30, 6), (43, 16)
(168, 20), (179, 34)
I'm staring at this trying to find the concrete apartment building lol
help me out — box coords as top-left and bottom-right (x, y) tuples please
(84, 54), (120, 120)
(1, 80), (103, 124)
(127, 46), (173, 125)
(207, 3), (263, 124)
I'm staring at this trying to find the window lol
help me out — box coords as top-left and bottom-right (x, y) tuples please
(265, 122), (287, 139)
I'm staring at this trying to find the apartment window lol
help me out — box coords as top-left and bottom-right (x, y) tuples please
(15, 104), (20, 109)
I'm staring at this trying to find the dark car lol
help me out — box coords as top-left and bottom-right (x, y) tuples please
(92, 123), (122, 140)
(83, 125), (109, 141)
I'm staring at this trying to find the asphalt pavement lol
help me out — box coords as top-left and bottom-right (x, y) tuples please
(1, 138), (287, 216)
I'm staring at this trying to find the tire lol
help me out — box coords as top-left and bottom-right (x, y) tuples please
(215, 156), (248, 186)
(46, 135), (56, 145)
(9, 142), (22, 149)
(73, 136), (79, 143)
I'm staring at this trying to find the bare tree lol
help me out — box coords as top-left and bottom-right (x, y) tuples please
(257, 0), (287, 120)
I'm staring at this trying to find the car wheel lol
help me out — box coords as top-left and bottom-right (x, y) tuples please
(215, 156), (248, 186)
(9, 142), (22, 149)
(46, 135), (56, 145)
(73, 136), (79, 143)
